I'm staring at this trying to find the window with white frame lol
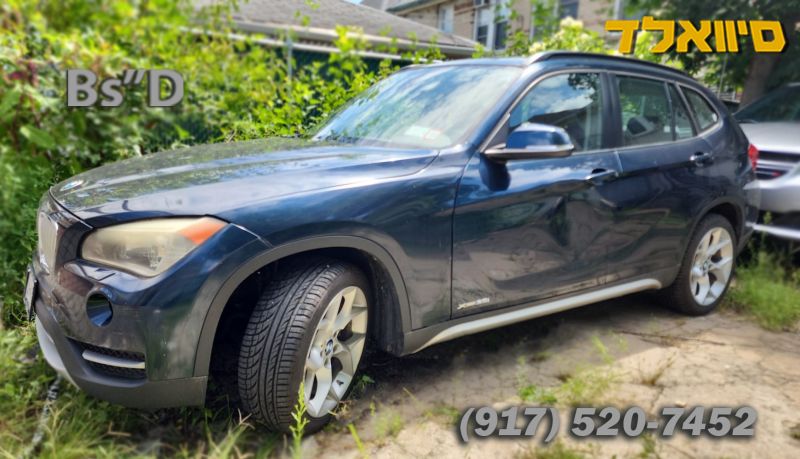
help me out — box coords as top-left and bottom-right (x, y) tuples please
(438, 4), (454, 33)
(473, 0), (510, 50)
(475, 5), (492, 46)
(494, 2), (509, 50)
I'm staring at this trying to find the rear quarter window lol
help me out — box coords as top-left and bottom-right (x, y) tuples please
(683, 88), (719, 131)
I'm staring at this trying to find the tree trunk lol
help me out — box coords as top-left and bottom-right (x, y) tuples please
(739, 16), (798, 105)
(740, 53), (780, 106)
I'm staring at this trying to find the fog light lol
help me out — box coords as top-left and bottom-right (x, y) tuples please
(86, 294), (113, 326)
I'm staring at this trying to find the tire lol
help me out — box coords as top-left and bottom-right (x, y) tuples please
(659, 214), (737, 315)
(237, 257), (370, 433)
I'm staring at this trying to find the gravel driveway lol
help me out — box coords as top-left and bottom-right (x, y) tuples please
(302, 295), (800, 458)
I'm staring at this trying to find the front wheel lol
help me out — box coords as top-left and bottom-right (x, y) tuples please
(660, 214), (736, 315)
(237, 258), (369, 432)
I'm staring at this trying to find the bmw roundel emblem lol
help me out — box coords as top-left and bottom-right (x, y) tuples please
(60, 179), (84, 191)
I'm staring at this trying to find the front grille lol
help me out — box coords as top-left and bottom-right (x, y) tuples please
(72, 340), (147, 380)
(34, 195), (90, 272)
(756, 150), (799, 181)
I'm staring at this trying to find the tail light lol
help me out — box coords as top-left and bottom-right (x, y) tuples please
(747, 144), (759, 170)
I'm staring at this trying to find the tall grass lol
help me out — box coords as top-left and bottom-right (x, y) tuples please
(726, 249), (800, 331)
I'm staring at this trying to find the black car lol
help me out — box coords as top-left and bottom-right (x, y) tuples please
(28, 52), (759, 432)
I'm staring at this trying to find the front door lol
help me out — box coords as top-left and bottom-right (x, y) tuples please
(451, 71), (622, 316)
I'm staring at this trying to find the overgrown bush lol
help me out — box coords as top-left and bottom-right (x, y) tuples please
(0, 0), (397, 325)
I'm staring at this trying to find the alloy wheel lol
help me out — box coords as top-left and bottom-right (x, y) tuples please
(303, 286), (368, 417)
(690, 227), (734, 306)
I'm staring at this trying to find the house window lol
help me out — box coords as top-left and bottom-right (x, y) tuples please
(473, 0), (509, 50)
(559, 0), (579, 19)
(493, 2), (509, 50)
(493, 20), (508, 49)
(475, 6), (492, 46)
(438, 4), (454, 33)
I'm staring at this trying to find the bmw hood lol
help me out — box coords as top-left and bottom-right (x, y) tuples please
(51, 138), (437, 224)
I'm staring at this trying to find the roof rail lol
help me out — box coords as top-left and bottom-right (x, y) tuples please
(529, 51), (688, 77)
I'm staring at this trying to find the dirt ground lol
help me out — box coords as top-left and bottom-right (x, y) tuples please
(300, 294), (800, 458)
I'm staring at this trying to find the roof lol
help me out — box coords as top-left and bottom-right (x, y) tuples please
(537, 52), (689, 77)
(425, 52), (689, 78)
(386, 0), (442, 13)
(195, 0), (475, 57)
(360, 0), (407, 10)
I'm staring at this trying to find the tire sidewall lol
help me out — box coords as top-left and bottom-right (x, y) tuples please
(287, 264), (371, 432)
(682, 215), (737, 313)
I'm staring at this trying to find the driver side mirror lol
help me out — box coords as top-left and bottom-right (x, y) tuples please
(484, 123), (575, 161)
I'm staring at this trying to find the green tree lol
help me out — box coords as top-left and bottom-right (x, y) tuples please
(627, 0), (800, 104)
(0, 0), (431, 324)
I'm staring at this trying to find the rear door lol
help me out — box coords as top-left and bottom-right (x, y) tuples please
(604, 73), (721, 282)
(451, 71), (623, 316)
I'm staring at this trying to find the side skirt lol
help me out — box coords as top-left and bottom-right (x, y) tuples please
(402, 278), (662, 354)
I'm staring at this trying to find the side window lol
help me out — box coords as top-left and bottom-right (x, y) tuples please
(683, 88), (719, 131)
(617, 76), (672, 146)
(509, 73), (604, 152)
(669, 85), (695, 140)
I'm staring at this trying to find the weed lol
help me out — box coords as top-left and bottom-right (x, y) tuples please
(557, 368), (616, 406)
(347, 423), (368, 458)
(517, 441), (585, 459)
(352, 374), (375, 397)
(374, 409), (404, 441)
(519, 384), (559, 405)
(424, 404), (462, 426)
(591, 335), (614, 364)
(611, 332), (629, 353)
(206, 419), (253, 458)
(725, 250), (800, 331)
(289, 382), (309, 459)
(637, 433), (660, 458)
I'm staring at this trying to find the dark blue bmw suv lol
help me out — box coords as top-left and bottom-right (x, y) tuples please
(27, 52), (759, 432)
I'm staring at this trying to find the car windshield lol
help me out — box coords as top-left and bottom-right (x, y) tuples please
(735, 85), (800, 123)
(313, 65), (522, 149)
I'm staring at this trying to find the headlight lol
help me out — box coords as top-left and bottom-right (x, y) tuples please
(81, 217), (226, 277)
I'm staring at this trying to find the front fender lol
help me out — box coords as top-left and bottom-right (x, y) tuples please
(192, 235), (412, 377)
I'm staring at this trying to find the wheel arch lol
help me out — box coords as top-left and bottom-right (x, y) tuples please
(194, 236), (411, 378)
(694, 198), (745, 245)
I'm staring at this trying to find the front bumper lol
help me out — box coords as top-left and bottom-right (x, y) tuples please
(35, 300), (207, 408)
(31, 194), (270, 409)
(757, 168), (800, 214)
(755, 169), (800, 241)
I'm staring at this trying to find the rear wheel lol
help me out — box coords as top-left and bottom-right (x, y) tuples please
(660, 214), (736, 315)
(237, 258), (369, 432)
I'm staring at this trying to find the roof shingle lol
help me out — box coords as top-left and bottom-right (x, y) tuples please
(197, 0), (475, 50)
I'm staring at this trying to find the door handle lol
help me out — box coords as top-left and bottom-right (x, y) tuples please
(585, 168), (619, 185)
(690, 151), (712, 166)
